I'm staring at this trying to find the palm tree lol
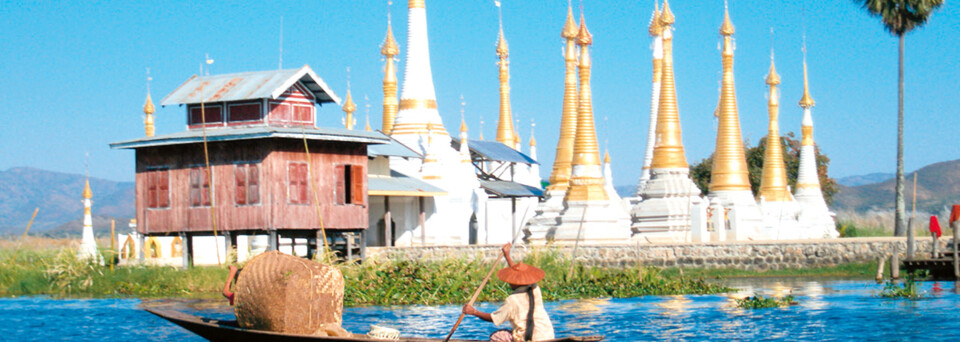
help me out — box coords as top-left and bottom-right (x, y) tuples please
(855, 0), (943, 236)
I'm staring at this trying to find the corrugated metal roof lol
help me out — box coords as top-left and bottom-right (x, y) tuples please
(160, 65), (340, 106)
(451, 138), (538, 165)
(479, 180), (544, 198)
(368, 173), (446, 197)
(367, 133), (422, 158)
(109, 126), (388, 150)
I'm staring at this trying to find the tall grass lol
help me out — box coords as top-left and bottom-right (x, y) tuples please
(342, 250), (732, 306)
(836, 210), (944, 238)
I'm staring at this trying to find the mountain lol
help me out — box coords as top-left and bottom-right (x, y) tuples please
(837, 173), (895, 187)
(0, 167), (135, 236)
(833, 159), (960, 213)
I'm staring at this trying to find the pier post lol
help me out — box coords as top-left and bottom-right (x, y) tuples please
(891, 253), (900, 280)
(906, 217), (915, 259)
(875, 257), (885, 282)
(951, 204), (960, 280)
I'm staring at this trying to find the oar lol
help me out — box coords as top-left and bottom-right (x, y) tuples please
(443, 248), (505, 342)
(444, 205), (533, 341)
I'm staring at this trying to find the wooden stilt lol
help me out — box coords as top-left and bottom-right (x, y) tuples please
(953, 222), (959, 280)
(906, 217), (915, 259)
(876, 257), (886, 283)
(384, 197), (392, 247)
(891, 254), (900, 280)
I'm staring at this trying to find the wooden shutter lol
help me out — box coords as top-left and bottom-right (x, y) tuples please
(202, 168), (211, 206)
(190, 168), (201, 206)
(299, 164), (308, 204)
(235, 165), (246, 205)
(334, 165), (346, 205)
(147, 172), (158, 208)
(351, 165), (364, 205)
(158, 170), (170, 208)
(288, 163), (297, 203)
(248, 164), (259, 204)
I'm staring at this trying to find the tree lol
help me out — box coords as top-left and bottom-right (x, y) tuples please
(689, 133), (838, 205)
(854, 0), (943, 236)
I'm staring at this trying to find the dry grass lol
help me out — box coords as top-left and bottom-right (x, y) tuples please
(835, 210), (949, 238)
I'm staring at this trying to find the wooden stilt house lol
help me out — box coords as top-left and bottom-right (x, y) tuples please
(111, 65), (388, 265)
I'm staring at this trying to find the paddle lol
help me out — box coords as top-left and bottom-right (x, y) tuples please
(442, 247), (506, 342)
(444, 206), (532, 341)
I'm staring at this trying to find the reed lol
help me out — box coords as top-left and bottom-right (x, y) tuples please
(878, 271), (926, 299)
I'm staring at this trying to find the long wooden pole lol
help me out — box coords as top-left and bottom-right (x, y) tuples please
(199, 68), (222, 267)
(444, 208), (531, 342)
(443, 249), (504, 342)
(567, 209), (589, 279)
(110, 220), (116, 271)
(302, 127), (330, 256)
(11, 208), (39, 264)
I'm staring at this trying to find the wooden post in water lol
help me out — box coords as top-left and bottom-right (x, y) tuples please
(110, 220), (116, 271)
(906, 217), (915, 259)
(951, 205), (960, 280)
(891, 253), (900, 280)
(875, 257), (886, 282)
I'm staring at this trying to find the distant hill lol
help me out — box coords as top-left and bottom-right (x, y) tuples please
(837, 172), (895, 187)
(615, 185), (636, 198)
(833, 159), (960, 213)
(0, 167), (134, 236)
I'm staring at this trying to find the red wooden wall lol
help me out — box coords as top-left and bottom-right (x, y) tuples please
(135, 139), (368, 235)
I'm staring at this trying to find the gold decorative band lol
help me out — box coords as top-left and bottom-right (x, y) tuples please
(409, 0), (425, 9)
(399, 99), (437, 110)
(801, 126), (814, 146)
(390, 122), (449, 136)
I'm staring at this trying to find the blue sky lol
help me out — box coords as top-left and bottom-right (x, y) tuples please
(1, 1), (957, 185)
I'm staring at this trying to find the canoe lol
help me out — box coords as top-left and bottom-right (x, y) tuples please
(144, 307), (603, 342)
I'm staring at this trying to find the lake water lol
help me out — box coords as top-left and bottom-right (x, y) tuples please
(2, 278), (959, 341)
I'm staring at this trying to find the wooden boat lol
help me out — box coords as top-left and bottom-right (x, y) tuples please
(144, 307), (603, 342)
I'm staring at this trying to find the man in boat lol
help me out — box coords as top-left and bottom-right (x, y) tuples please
(462, 243), (555, 342)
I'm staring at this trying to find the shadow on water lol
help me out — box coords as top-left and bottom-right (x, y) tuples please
(3, 277), (960, 341)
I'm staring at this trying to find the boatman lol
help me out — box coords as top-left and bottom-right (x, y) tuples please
(462, 243), (555, 342)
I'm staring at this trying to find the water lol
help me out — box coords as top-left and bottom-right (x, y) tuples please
(2, 279), (959, 341)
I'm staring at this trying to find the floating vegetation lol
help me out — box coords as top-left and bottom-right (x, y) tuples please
(735, 293), (798, 309)
(879, 271), (926, 299)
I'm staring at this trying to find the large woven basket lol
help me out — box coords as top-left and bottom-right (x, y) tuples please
(234, 251), (344, 334)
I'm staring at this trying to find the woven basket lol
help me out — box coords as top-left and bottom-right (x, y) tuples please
(234, 251), (344, 334)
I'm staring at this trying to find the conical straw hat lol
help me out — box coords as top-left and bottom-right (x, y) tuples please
(497, 262), (545, 286)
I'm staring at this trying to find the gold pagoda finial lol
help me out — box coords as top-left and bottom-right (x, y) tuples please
(459, 94), (468, 133)
(576, 14), (593, 45)
(143, 68), (155, 137)
(82, 178), (93, 199)
(709, 4), (751, 192)
(799, 41), (815, 108)
(660, 0), (675, 25)
(547, 3), (581, 192)
(648, 1), (662, 36)
(719, 0), (735, 36)
(562, 2), (579, 39)
(495, 2), (517, 150)
(758, 46), (792, 202)
(649, 0), (688, 170)
(603, 150), (610, 164)
(408, 0), (424, 9)
(343, 69), (356, 130)
(364, 95), (372, 131)
(381, 4), (400, 134)
(496, 1), (508, 57)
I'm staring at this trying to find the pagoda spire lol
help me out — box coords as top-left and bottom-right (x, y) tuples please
(709, 2), (751, 192)
(758, 49), (792, 202)
(565, 15), (607, 202)
(796, 42), (822, 191)
(637, 1), (663, 194)
(143, 69), (156, 137)
(649, 0), (687, 170)
(495, 3), (517, 150)
(78, 175), (101, 264)
(545, 3), (579, 192)
(381, 8), (400, 134)
(342, 82), (357, 130)
(391, 0), (446, 140)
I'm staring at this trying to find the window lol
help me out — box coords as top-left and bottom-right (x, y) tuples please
(190, 167), (212, 207)
(146, 168), (169, 209)
(270, 103), (291, 123)
(288, 162), (309, 204)
(189, 105), (223, 126)
(335, 164), (364, 205)
(228, 103), (261, 122)
(294, 105), (312, 123)
(235, 163), (260, 205)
